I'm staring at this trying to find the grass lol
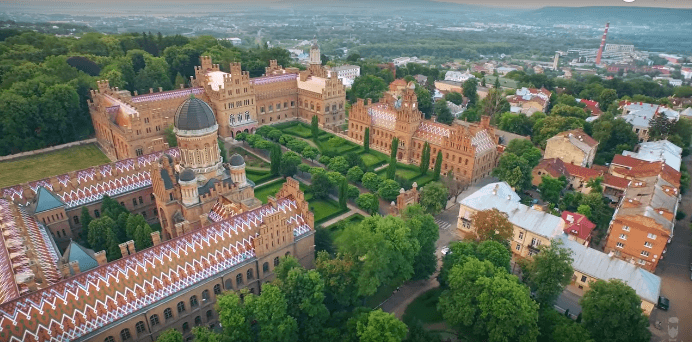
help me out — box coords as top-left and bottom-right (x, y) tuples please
(282, 124), (313, 139)
(360, 151), (389, 168)
(325, 213), (365, 242)
(0, 144), (110, 188)
(376, 163), (424, 180)
(252, 178), (347, 224)
(246, 168), (279, 184)
(402, 288), (445, 324)
(231, 147), (268, 168)
(411, 173), (436, 187)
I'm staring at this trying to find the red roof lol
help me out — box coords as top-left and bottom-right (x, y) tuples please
(562, 211), (596, 240)
(534, 158), (569, 178)
(603, 174), (630, 190)
(580, 99), (602, 115)
(564, 163), (603, 180)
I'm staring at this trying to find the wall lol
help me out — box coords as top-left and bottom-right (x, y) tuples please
(0, 139), (99, 162)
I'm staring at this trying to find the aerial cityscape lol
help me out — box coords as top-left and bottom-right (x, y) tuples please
(0, 0), (690, 341)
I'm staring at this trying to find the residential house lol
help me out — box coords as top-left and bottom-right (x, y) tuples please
(622, 140), (682, 172)
(413, 74), (428, 86)
(577, 99), (602, 116)
(458, 182), (565, 258)
(563, 163), (604, 193)
(444, 70), (475, 83)
(544, 129), (598, 167)
(507, 87), (551, 114)
(561, 211), (596, 246)
(532, 158), (569, 187)
(619, 102), (680, 142)
(496, 66), (517, 75)
(602, 173), (631, 202)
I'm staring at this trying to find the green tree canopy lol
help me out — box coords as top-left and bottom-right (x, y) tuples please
(520, 240), (574, 307)
(419, 181), (449, 215)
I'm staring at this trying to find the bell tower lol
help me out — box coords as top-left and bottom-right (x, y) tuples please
(396, 82), (422, 136)
(309, 37), (321, 66)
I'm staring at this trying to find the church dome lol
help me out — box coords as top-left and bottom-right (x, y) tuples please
(229, 154), (245, 166)
(174, 97), (217, 131)
(179, 168), (196, 182)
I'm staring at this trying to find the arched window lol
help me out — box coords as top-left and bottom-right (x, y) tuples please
(190, 295), (198, 308)
(164, 308), (173, 320)
(224, 279), (232, 290)
(94, 209), (100, 218)
(182, 322), (190, 333)
(249, 288), (255, 294)
(202, 290), (210, 301)
(135, 321), (146, 334)
(120, 328), (131, 341)
(214, 284), (222, 295)
(285, 251), (290, 256)
(206, 310), (213, 321)
(150, 314), (160, 326)
(104, 337), (115, 342)
(274, 257), (280, 266)
(73, 216), (79, 224)
(194, 316), (202, 326)
(236, 273), (243, 286)
(262, 262), (269, 273)
(177, 301), (186, 313)
(247, 269), (254, 280)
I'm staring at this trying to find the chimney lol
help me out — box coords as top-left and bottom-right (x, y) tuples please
(151, 231), (161, 246)
(608, 251), (614, 258)
(60, 263), (71, 278)
(158, 87), (163, 92)
(119, 242), (130, 258)
(149, 88), (154, 94)
(95, 250), (107, 266)
(70, 260), (80, 275)
(126, 240), (136, 254)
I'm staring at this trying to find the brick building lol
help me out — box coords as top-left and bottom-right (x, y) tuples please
(90, 41), (346, 160)
(348, 80), (499, 184)
(544, 129), (598, 168)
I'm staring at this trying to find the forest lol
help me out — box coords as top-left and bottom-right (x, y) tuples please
(0, 30), (294, 156)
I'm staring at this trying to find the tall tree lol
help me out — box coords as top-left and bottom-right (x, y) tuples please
(356, 310), (408, 342)
(364, 127), (370, 153)
(280, 151), (302, 177)
(390, 137), (400, 159)
(270, 143), (282, 176)
(538, 175), (566, 205)
(419, 181), (449, 215)
(402, 205), (440, 280)
(435, 99), (454, 125)
(580, 279), (651, 342)
(432, 151), (443, 181)
(356, 193), (379, 215)
(520, 240), (574, 307)
(311, 115), (319, 141)
(315, 251), (360, 309)
(246, 284), (299, 342)
(80, 207), (93, 232)
(492, 153), (532, 192)
(470, 208), (513, 244)
(419, 142), (430, 175)
(339, 177), (348, 209)
(463, 78), (479, 107)
(386, 157), (397, 180)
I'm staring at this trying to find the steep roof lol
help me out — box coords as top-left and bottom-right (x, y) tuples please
(34, 187), (65, 213)
(561, 211), (595, 240)
(559, 234), (661, 304)
(534, 158), (569, 179)
(564, 163), (603, 180)
(551, 129), (599, 152)
(602, 174), (630, 190)
(60, 240), (98, 273)
(623, 140), (682, 172)
(460, 182), (564, 239)
(0, 194), (313, 342)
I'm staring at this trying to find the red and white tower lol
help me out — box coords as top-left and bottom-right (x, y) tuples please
(595, 22), (609, 65)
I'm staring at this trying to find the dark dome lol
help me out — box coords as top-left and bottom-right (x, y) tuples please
(179, 168), (196, 182)
(174, 97), (217, 131)
(229, 154), (245, 166)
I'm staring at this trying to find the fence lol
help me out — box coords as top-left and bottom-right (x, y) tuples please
(0, 138), (99, 162)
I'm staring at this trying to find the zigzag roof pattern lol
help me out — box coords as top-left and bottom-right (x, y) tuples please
(0, 196), (312, 342)
(1, 149), (180, 208)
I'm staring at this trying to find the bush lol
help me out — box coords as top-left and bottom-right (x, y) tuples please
(361, 172), (380, 192)
(347, 166), (365, 183)
(378, 179), (401, 202)
(319, 155), (332, 165)
(676, 211), (686, 220)
(356, 193), (379, 214)
(347, 184), (360, 199)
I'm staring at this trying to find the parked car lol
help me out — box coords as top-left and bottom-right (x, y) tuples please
(441, 246), (450, 256)
(657, 296), (670, 311)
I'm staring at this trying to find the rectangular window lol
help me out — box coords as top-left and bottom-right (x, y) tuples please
(622, 225), (630, 232)
(580, 275), (587, 282)
(133, 199), (138, 206)
(644, 241), (653, 248)
(290, 101), (295, 107)
(641, 250), (650, 257)
(260, 107), (265, 113)
(619, 234), (627, 240)
(268, 105), (273, 112)
(616, 242), (624, 248)
(515, 244), (521, 251)
(518, 232), (524, 240)
(638, 259), (646, 265)
(276, 103), (281, 110)
(647, 233), (657, 240)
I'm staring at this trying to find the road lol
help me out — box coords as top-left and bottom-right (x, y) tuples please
(379, 177), (498, 318)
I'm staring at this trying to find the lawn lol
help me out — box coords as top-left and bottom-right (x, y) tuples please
(231, 147), (268, 168)
(282, 124), (313, 139)
(377, 163), (424, 180)
(360, 151), (388, 168)
(252, 178), (347, 224)
(325, 213), (365, 242)
(0, 144), (111, 188)
(402, 287), (445, 324)
(246, 168), (278, 185)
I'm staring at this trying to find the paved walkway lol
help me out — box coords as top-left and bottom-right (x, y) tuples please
(320, 211), (361, 228)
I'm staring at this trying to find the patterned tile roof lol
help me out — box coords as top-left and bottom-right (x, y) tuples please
(414, 121), (450, 145)
(471, 129), (495, 154)
(252, 73), (297, 86)
(0, 196), (312, 342)
(367, 103), (397, 130)
(131, 87), (205, 104)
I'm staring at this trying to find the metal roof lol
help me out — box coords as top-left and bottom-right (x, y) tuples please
(34, 187), (65, 213)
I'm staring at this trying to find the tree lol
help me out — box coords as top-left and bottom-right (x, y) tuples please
(311, 115), (319, 141)
(339, 177), (348, 209)
(498, 113), (533, 136)
(480, 88), (509, 118)
(386, 158), (397, 180)
(347, 166), (365, 183)
(419, 142), (430, 175)
(438, 240), (511, 287)
(419, 182), (449, 215)
(338, 215), (419, 297)
(415, 85), (433, 119)
(356, 193), (379, 215)
(378, 179), (401, 202)
(492, 153), (532, 192)
(356, 309), (408, 342)
(364, 127), (370, 153)
(577, 204), (592, 219)
(504, 139), (542, 167)
(649, 112), (672, 140)
(463, 78), (479, 107)
(432, 151), (443, 181)
(301, 146), (319, 161)
(438, 258), (539, 342)
(538, 175), (566, 204)
(445, 92), (464, 105)
(315, 251), (360, 309)
(347, 184), (360, 199)
(586, 176), (603, 194)
(270, 143), (282, 175)
(133, 222), (153, 251)
(156, 329), (183, 342)
(328, 156), (350, 175)
(361, 172), (381, 192)
(310, 173), (332, 200)
(471, 209), (513, 244)
(280, 151), (302, 177)
(435, 99), (454, 125)
(87, 217), (121, 261)
(349, 75), (388, 103)
(598, 88), (618, 112)
(441, 171), (465, 201)
(218, 138), (227, 163)
(551, 104), (588, 120)
(80, 206), (92, 232)
(520, 240), (574, 307)
(580, 279), (651, 342)
(402, 205), (439, 280)
(390, 137), (399, 159)
(345, 152), (365, 169)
